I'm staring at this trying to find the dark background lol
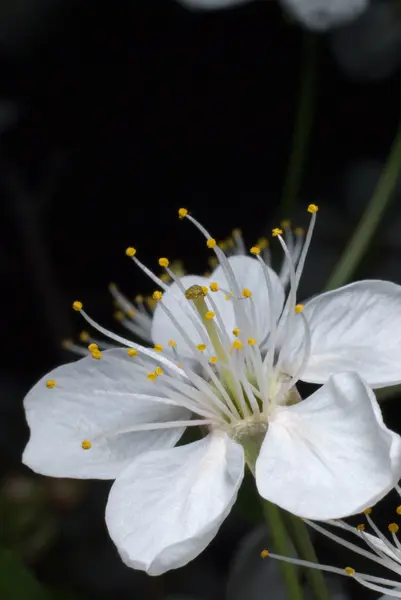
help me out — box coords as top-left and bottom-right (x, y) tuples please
(1, 0), (401, 598)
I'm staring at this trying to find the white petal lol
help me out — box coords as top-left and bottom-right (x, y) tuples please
(105, 432), (244, 575)
(176, 0), (253, 10)
(255, 372), (401, 520)
(282, 280), (401, 388)
(212, 256), (285, 343)
(151, 274), (221, 358)
(23, 349), (190, 479)
(280, 0), (368, 30)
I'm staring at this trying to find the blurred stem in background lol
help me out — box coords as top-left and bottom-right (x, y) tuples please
(325, 116), (401, 290)
(282, 511), (331, 600)
(262, 500), (331, 600)
(262, 501), (305, 600)
(281, 33), (317, 218)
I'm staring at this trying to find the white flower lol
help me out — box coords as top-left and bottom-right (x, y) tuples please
(174, 0), (369, 31)
(279, 0), (368, 30)
(23, 206), (401, 575)
(263, 488), (401, 598)
(64, 225), (302, 355)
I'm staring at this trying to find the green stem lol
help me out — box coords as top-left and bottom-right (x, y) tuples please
(325, 117), (401, 291)
(283, 512), (331, 600)
(281, 33), (317, 217)
(262, 501), (305, 600)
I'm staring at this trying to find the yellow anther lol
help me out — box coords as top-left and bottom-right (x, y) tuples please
(72, 301), (83, 311)
(114, 310), (124, 321)
(226, 237), (235, 248)
(135, 294), (144, 303)
(257, 237), (269, 249)
(168, 340), (177, 347)
(363, 508), (372, 515)
(147, 372), (157, 381)
(295, 304), (304, 313)
(233, 328), (241, 337)
(127, 348), (138, 357)
(207, 238), (217, 249)
(210, 282), (219, 292)
(108, 281), (117, 291)
(281, 219), (291, 228)
(294, 227), (305, 235)
(209, 356), (218, 364)
(345, 567), (355, 577)
(232, 340), (243, 350)
(205, 311), (215, 320)
(46, 379), (56, 389)
(160, 273), (170, 283)
(242, 288), (252, 298)
(203, 271), (211, 278)
(208, 256), (218, 268)
(88, 343), (98, 352)
(201, 286), (209, 295)
(79, 330), (90, 342)
(218, 240), (227, 250)
(356, 524), (365, 532)
(389, 523), (399, 534)
(197, 344), (207, 352)
(250, 246), (261, 255)
(396, 506), (401, 515)
(272, 228), (283, 237)
(81, 440), (92, 450)
(152, 291), (163, 301)
(248, 338), (257, 346)
(125, 247), (136, 257)
(178, 208), (188, 219)
(91, 350), (102, 360)
(225, 295), (231, 301)
(232, 228), (242, 236)
(155, 366), (163, 376)
(154, 344), (163, 352)
(307, 204), (319, 214)
(158, 257), (169, 267)
(260, 550), (269, 559)
(127, 309), (136, 318)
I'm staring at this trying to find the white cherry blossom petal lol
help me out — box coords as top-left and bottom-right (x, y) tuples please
(281, 280), (401, 388)
(151, 274), (225, 357)
(212, 255), (285, 343)
(280, 0), (368, 31)
(23, 349), (190, 479)
(255, 372), (401, 520)
(106, 432), (244, 575)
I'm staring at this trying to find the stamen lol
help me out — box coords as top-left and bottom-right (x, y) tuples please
(157, 293), (242, 420)
(232, 228), (246, 255)
(77, 307), (186, 376)
(181, 212), (253, 337)
(61, 339), (90, 357)
(295, 205), (318, 289)
(46, 379), (56, 389)
(129, 251), (171, 293)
